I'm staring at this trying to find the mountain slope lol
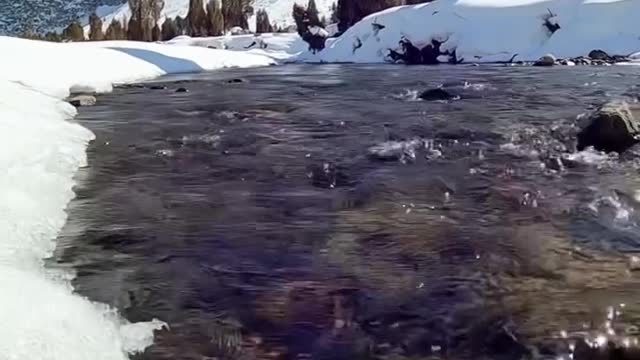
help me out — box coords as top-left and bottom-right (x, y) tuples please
(0, 0), (122, 35)
(0, 0), (335, 36)
(310, 0), (640, 63)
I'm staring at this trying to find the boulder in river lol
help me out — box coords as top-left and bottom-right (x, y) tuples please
(533, 54), (556, 67)
(68, 95), (96, 107)
(226, 78), (247, 84)
(418, 88), (458, 101)
(576, 100), (640, 153)
(175, 87), (189, 93)
(588, 49), (610, 61)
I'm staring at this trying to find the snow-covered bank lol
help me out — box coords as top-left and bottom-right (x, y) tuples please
(307, 0), (640, 63)
(0, 37), (273, 360)
(0, 37), (274, 97)
(166, 32), (307, 61)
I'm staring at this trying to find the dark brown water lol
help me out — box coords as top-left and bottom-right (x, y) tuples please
(56, 64), (640, 360)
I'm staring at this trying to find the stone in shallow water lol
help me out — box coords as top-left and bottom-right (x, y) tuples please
(577, 100), (640, 153)
(589, 49), (611, 61)
(175, 87), (189, 93)
(226, 78), (247, 84)
(68, 95), (96, 107)
(418, 88), (458, 101)
(533, 54), (557, 67)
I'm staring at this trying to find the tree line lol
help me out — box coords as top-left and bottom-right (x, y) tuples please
(20, 0), (275, 42)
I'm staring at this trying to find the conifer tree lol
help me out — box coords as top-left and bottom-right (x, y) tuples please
(89, 12), (104, 40)
(152, 23), (161, 41)
(306, 0), (320, 27)
(161, 17), (178, 40)
(188, 0), (208, 37)
(206, 0), (225, 36)
(63, 21), (85, 41)
(255, 9), (273, 33)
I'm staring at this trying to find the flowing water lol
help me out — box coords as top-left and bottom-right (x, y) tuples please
(55, 64), (640, 359)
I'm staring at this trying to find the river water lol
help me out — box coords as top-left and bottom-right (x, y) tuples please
(55, 64), (640, 359)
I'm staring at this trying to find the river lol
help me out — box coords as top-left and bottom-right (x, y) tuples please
(55, 64), (640, 360)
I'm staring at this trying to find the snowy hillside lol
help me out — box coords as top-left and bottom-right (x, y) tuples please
(0, 0), (122, 36)
(0, 0), (334, 36)
(308, 0), (640, 63)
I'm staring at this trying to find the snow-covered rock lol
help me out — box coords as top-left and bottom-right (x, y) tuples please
(0, 36), (273, 360)
(534, 53), (557, 66)
(306, 0), (640, 63)
(166, 32), (307, 61)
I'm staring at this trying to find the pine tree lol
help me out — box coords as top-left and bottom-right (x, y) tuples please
(121, 18), (129, 38)
(174, 16), (186, 35)
(44, 31), (63, 42)
(188, 0), (207, 37)
(206, 0), (225, 36)
(255, 9), (273, 33)
(222, 0), (251, 30)
(306, 0), (320, 27)
(105, 19), (121, 40)
(330, 2), (338, 24)
(128, 0), (165, 41)
(127, 17), (141, 40)
(18, 25), (42, 40)
(152, 23), (161, 41)
(161, 17), (178, 40)
(292, 3), (308, 36)
(63, 21), (85, 41)
(89, 12), (104, 41)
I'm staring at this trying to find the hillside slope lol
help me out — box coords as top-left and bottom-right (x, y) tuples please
(308, 0), (640, 63)
(0, 0), (122, 35)
(0, 0), (334, 36)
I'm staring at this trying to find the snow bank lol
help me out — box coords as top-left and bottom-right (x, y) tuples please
(309, 0), (640, 63)
(0, 37), (274, 97)
(0, 37), (273, 360)
(166, 32), (306, 61)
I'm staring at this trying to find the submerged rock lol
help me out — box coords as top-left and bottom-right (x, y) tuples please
(149, 85), (167, 90)
(68, 95), (96, 107)
(577, 100), (640, 153)
(368, 139), (424, 163)
(418, 88), (457, 101)
(533, 54), (556, 67)
(226, 78), (247, 84)
(175, 87), (189, 93)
